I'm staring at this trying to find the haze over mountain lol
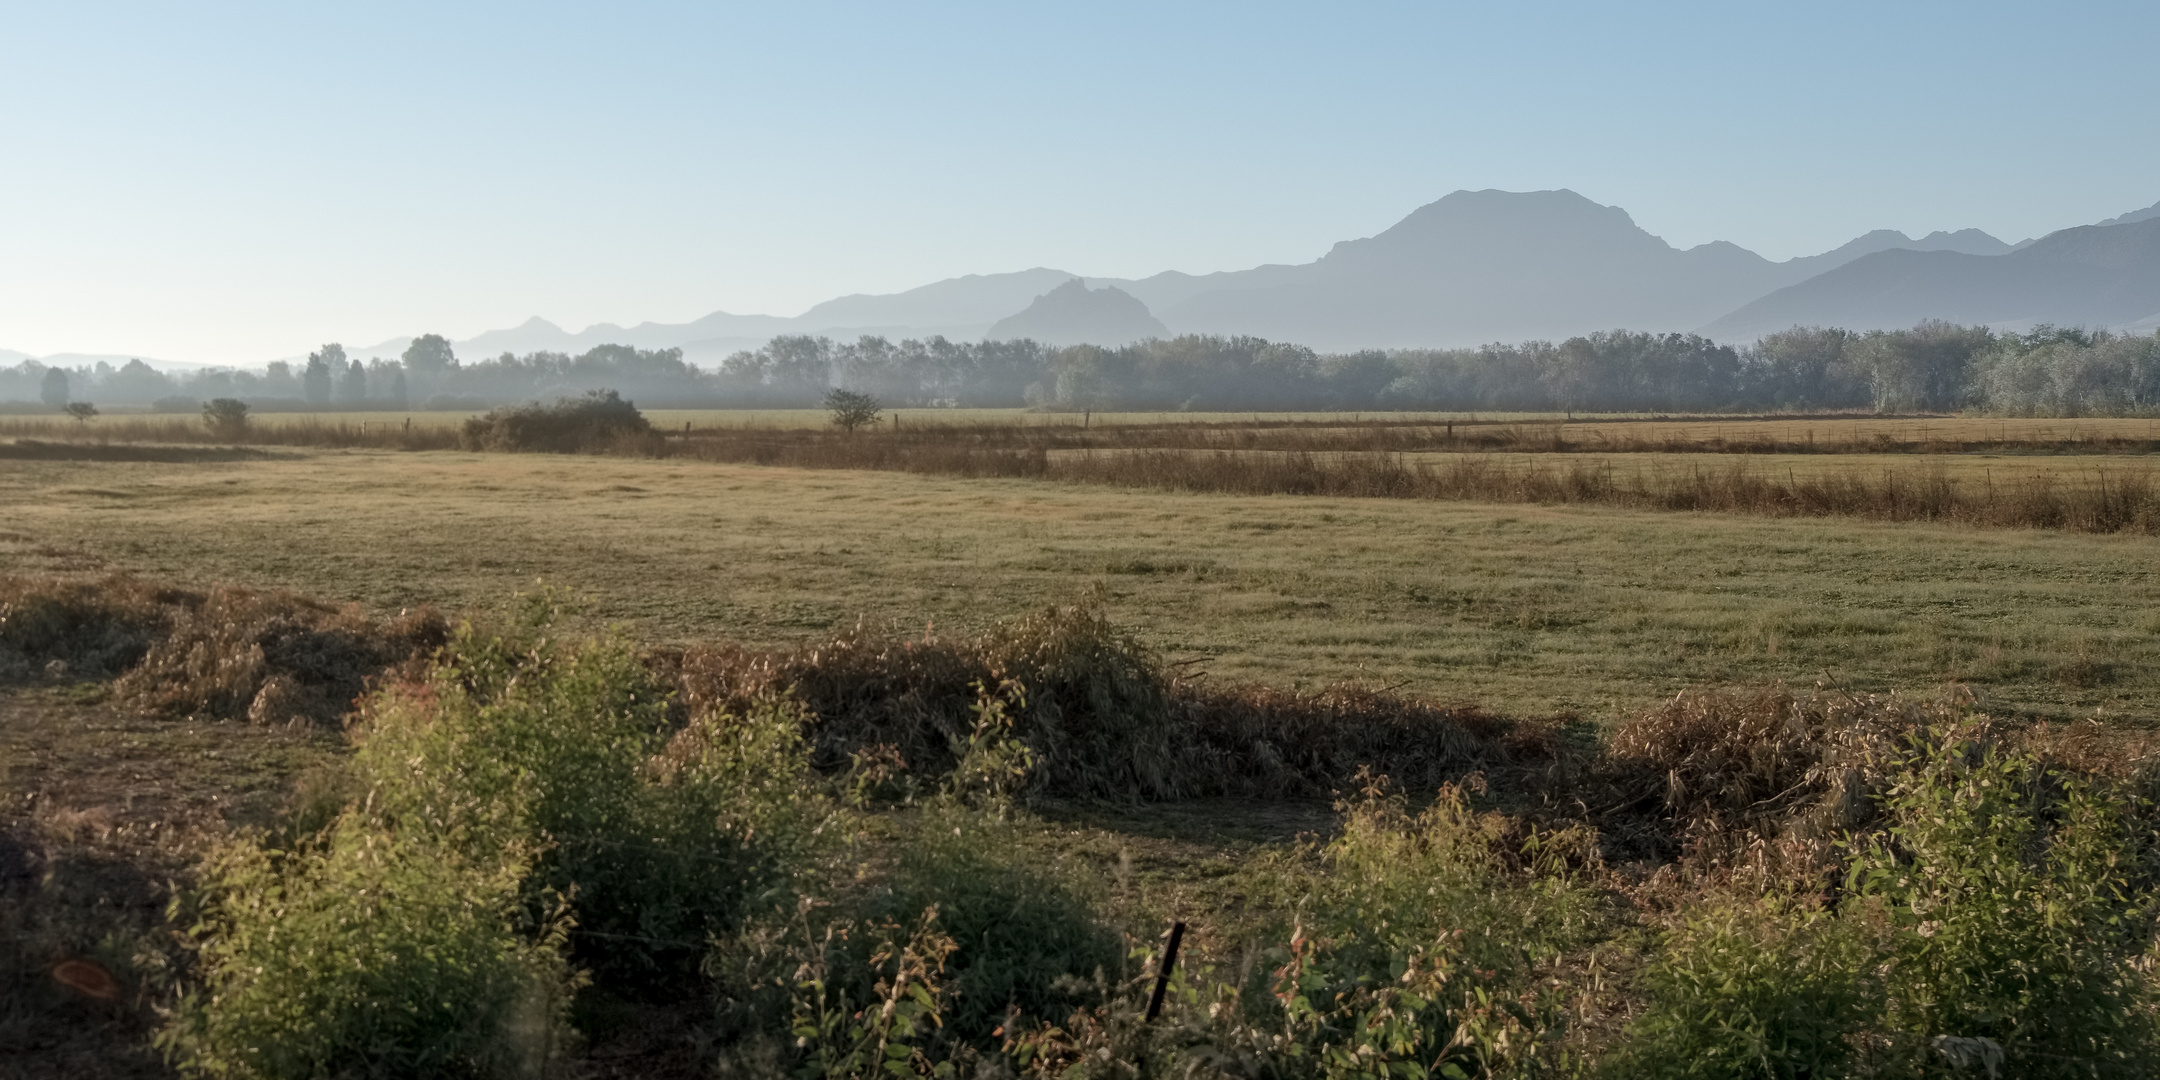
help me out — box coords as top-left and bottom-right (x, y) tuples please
(985, 280), (1167, 346)
(74, 188), (2151, 371)
(1702, 217), (2160, 341)
(1105, 189), (2022, 349)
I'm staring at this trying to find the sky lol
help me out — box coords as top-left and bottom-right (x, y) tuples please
(3, 1), (2157, 365)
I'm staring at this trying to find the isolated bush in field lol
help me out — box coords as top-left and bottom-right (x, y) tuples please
(1610, 898), (1879, 1080)
(201, 398), (250, 439)
(459, 389), (652, 452)
(61, 401), (97, 423)
(354, 623), (827, 983)
(161, 812), (578, 1080)
(823, 387), (883, 434)
(1848, 732), (2158, 1075)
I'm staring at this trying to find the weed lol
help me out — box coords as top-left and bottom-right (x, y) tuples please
(1849, 731), (2158, 1074)
(160, 812), (580, 1080)
(353, 623), (830, 985)
(1609, 897), (1878, 1080)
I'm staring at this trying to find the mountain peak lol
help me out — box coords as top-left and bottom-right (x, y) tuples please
(987, 279), (1167, 346)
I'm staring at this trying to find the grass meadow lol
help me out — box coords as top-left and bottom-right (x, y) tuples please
(6, 411), (2160, 1077)
(2, 443), (2157, 721)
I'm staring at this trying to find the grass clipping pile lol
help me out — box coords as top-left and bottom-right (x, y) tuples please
(0, 573), (446, 725)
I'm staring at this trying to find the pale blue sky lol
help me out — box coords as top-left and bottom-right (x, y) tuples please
(4, 1), (2156, 363)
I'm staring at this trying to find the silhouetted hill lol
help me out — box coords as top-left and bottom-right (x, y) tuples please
(797, 268), (1079, 336)
(302, 191), (2154, 364)
(1702, 217), (2160, 340)
(2098, 199), (2160, 228)
(1131, 190), (1917, 349)
(987, 280), (1167, 346)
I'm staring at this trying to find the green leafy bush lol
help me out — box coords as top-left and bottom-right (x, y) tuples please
(1253, 780), (1596, 1077)
(352, 623), (827, 984)
(1850, 732), (2157, 1075)
(789, 908), (964, 1079)
(160, 812), (578, 1080)
(1610, 899), (1877, 1080)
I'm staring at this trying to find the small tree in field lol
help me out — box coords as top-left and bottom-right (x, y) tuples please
(824, 388), (882, 434)
(203, 398), (251, 440)
(62, 402), (98, 424)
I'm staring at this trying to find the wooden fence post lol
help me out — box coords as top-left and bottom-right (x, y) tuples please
(1145, 921), (1186, 1022)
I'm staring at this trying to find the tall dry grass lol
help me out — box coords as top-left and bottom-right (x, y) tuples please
(0, 415), (460, 451)
(659, 426), (2160, 534)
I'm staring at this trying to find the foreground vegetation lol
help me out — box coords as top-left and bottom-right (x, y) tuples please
(4, 571), (2158, 1077)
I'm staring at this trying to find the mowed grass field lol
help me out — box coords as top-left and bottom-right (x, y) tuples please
(4, 443), (2158, 724)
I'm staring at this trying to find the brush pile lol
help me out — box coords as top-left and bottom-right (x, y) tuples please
(0, 573), (445, 725)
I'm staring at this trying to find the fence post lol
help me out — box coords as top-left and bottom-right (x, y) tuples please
(1145, 921), (1186, 1022)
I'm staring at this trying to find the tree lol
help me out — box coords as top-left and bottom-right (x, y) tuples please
(824, 388), (883, 434)
(62, 401), (98, 424)
(304, 344), (345, 406)
(401, 333), (457, 375)
(203, 398), (251, 440)
(339, 358), (368, 403)
(40, 367), (69, 409)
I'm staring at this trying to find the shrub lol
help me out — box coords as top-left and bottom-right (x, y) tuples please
(871, 811), (1122, 1045)
(353, 624), (827, 984)
(1209, 779), (1598, 1077)
(459, 390), (652, 452)
(201, 398), (250, 439)
(160, 812), (578, 1080)
(824, 388), (883, 434)
(788, 908), (966, 1079)
(1610, 898), (1879, 1080)
(1849, 732), (2158, 1074)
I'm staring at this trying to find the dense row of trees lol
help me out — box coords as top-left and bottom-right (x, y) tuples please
(7, 322), (2159, 415)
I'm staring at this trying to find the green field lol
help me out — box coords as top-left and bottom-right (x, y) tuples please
(5, 443), (2156, 723)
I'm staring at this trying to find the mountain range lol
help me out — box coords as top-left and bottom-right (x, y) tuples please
(13, 191), (2160, 370)
(380, 189), (2151, 359)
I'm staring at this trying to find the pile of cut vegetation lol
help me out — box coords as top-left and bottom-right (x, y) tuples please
(669, 601), (1533, 802)
(0, 573), (446, 724)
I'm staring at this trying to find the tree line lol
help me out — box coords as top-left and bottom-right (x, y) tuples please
(7, 322), (2159, 416)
